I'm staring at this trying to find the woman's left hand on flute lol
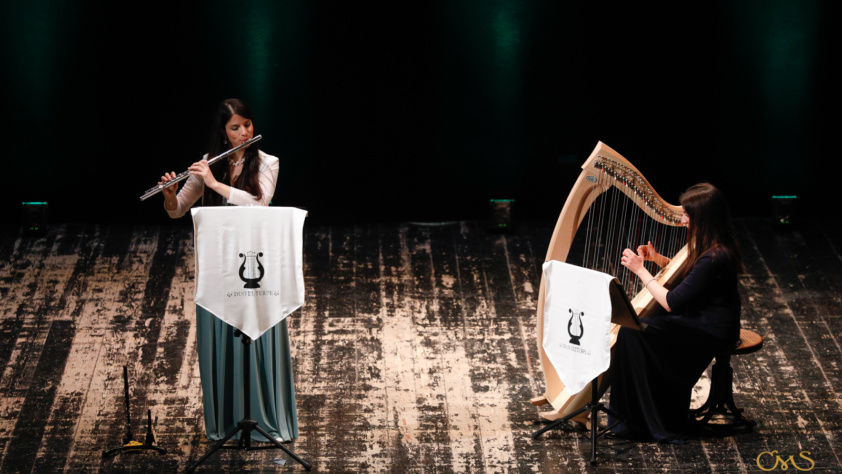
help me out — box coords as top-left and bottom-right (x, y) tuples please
(189, 159), (232, 199)
(188, 160), (217, 186)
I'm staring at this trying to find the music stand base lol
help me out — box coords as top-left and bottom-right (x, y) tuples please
(186, 419), (311, 472)
(186, 331), (310, 472)
(532, 378), (623, 465)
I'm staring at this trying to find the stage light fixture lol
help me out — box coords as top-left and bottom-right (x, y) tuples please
(772, 195), (796, 227)
(489, 199), (514, 231)
(22, 202), (48, 236)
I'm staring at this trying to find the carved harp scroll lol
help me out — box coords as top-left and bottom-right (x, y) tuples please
(532, 141), (689, 420)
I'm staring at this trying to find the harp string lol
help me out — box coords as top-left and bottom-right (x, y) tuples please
(605, 184), (618, 274)
(582, 171), (598, 269)
(619, 186), (633, 288)
(575, 174), (686, 299)
(594, 183), (604, 270)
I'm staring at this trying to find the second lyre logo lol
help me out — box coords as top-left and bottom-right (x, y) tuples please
(568, 308), (585, 345)
(239, 251), (265, 288)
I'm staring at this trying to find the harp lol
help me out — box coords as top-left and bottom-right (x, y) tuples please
(530, 141), (689, 421)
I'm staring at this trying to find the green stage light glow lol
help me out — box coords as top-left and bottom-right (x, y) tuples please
(205, 2), (306, 120)
(1, 3), (72, 122)
(731, 1), (820, 132)
(490, 1), (522, 118)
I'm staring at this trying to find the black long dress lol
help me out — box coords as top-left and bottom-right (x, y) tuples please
(608, 249), (741, 444)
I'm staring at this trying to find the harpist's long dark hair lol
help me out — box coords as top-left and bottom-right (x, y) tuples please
(680, 183), (743, 275)
(202, 98), (262, 207)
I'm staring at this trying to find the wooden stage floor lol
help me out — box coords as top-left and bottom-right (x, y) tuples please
(0, 218), (840, 472)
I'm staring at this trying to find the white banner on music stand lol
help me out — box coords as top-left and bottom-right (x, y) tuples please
(542, 260), (614, 394)
(192, 207), (307, 340)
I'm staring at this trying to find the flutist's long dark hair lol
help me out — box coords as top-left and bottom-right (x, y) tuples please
(202, 98), (262, 207)
(680, 183), (743, 275)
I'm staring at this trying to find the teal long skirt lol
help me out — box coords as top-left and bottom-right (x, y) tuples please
(196, 305), (298, 442)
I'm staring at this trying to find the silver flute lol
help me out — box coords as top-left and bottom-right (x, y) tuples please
(139, 135), (263, 201)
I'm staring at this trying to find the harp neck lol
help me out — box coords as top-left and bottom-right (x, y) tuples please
(546, 141), (684, 263)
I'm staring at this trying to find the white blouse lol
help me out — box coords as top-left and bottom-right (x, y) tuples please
(166, 150), (280, 219)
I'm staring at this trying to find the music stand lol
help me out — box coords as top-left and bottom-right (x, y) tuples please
(532, 279), (644, 466)
(532, 377), (624, 465)
(186, 330), (311, 472)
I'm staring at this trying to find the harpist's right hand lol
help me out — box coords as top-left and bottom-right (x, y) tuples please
(637, 241), (670, 268)
(637, 241), (657, 261)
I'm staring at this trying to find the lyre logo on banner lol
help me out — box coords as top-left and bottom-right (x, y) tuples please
(568, 308), (585, 345)
(239, 251), (265, 288)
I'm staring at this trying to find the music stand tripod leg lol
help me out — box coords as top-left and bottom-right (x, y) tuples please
(185, 420), (246, 472)
(251, 423), (312, 469)
(583, 378), (624, 466)
(186, 331), (311, 472)
(532, 378), (624, 466)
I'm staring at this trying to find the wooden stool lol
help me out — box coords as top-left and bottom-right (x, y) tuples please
(692, 329), (763, 430)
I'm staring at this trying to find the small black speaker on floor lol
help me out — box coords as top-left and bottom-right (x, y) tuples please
(772, 195), (796, 228)
(489, 199), (514, 232)
(22, 202), (49, 236)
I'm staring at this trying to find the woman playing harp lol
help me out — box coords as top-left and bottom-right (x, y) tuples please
(531, 142), (690, 425)
(610, 183), (743, 444)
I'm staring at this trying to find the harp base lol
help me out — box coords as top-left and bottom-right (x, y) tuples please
(530, 395), (589, 426)
(529, 395), (549, 407)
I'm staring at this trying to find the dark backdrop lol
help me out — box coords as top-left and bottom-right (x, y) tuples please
(1, 1), (831, 226)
